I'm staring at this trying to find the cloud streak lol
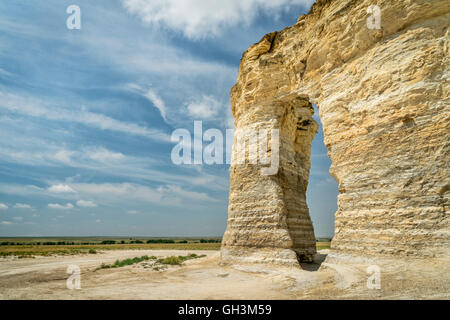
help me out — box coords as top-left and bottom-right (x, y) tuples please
(76, 200), (98, 208)
(13, 203), (32, 209)
(0, 91), (171, 143)
(48, 203), (74, 210)
(48, 184), (76, 193)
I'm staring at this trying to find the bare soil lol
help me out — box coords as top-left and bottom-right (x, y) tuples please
(0, 249), (448, 299)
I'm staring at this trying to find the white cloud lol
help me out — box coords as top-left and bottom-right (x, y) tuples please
(127, 210), (139, 215)
(1, 221), (12, 225)
(71, 182), (217, 205)
(0, 203), (8, 210)
(225, 105), (235, 129)
(13, 217), (23, 221)
(13, 203), (31, 209)
(88, 148), (125, 162)
(187, 96), (222, 119)
(48, 203), (74, 210)
(76, 200), (98, 208)
(157, 184), (217, 202)
(0, 91), (171, 142)
(144, 89), (168, 122)
(0, 68), (12, 77)
(124, 84), (170, 123)
(72, 183), (163, 203)
(48, 184), (76, 193)
(122, 0), (314, 39)
(54, 150), (75, 164)
(0, 184), (45, 197)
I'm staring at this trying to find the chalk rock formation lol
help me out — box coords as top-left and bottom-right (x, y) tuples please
(222, 0), (450, 266)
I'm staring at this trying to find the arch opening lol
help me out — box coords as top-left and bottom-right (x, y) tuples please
(221, 97), (338, 267)
(306, 105), (338, 246)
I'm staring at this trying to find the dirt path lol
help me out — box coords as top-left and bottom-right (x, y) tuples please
(0, 250), (448, 299)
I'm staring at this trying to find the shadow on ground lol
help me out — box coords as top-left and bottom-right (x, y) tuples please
(300, 253), (327, 272)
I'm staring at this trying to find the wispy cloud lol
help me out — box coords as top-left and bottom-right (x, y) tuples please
(48, 203), (74, 210)
(87, 148), (125, 162)
(0, 91), (171, 142)
(0, 136), (229, 192)
(70, 182), (218, 206)
(48, 184), (76, 193)
(122, 0), (314, 39)
(144, 89), (168, 122)
(13, 203), (32, 209)
(76, 200), (98, 208)
(186, 96), (223, 119)
(0, 68), (13, 77)
(0, 203), (8, 210)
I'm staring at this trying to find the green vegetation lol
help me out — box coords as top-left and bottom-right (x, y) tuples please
(100, 240), (116, 245)
(98, 255), (154, 269)
(316, 242), (331, 250)
(0, 237), (222, 247)
(97, 253), (206, 271)
(199, 239), (221, 243)
(0, 248), (86, 258)
(157, 253), (206, 265)
(0, 237), (331, 259)
(146, 239), (175, 244)
(0, 237), (222, 259)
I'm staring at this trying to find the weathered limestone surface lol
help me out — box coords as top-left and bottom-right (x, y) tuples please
(221, 0), (450, 266)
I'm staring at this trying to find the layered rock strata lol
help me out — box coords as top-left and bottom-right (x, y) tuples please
(221, 0), (450, 266)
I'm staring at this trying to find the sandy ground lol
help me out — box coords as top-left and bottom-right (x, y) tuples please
(0, 249), (448, 300)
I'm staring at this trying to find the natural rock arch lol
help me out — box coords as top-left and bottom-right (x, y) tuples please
(221, 0), (449, 266)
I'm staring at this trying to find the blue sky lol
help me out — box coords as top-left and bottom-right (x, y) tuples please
(0, 0), (338, 238)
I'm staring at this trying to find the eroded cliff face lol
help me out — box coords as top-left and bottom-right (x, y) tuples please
(221, 0), (450, 266)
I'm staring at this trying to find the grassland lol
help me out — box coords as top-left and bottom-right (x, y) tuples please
(96, 253), (208, 271)
(0, 237), (331, 258)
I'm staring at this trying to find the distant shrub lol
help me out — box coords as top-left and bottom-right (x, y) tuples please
(146, 239), (175, 244)
(100, 240), (116, 245)
(88, 249), (97, 254)
(157, 256), (184, 265)
(97, 256), (150, 270)
(200, 239), (221, 243)
(157, 253), (206, 266)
